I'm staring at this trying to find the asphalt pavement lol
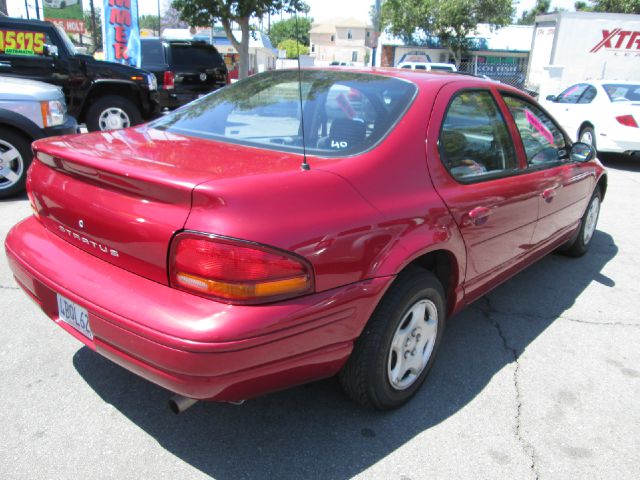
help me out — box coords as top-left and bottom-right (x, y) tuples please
(1, 154), (638, 480)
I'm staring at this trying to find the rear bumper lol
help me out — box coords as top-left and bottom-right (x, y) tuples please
(158, 85), (225, 109)
(597, 132), (640, 154)
(5, 216), (391, 401)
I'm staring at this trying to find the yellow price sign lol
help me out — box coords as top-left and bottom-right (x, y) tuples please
(0, 30), (46, 55)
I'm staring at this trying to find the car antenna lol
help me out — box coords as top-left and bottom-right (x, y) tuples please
(294, 12), (310, 171)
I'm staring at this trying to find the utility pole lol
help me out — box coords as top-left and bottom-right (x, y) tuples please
(371, 0), (380, 67)
(157, 0), (161, 36)
(24, 0), (30, 19)
(35, 0), (40, 19)
(89, 0), (98, 53)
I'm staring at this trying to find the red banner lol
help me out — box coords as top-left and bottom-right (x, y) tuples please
(47, 18), (86, 34)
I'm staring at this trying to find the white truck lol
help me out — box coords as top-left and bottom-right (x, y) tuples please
(526, 11), (640, 98)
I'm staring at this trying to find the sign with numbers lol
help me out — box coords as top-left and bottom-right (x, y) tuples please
(0, 30), (46, 56)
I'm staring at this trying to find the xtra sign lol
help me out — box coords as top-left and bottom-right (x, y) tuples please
(102, 0), (141, 67)
(590, 29), (640, 53)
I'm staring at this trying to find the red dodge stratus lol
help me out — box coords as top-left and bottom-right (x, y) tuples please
(5, 69), (606, 412)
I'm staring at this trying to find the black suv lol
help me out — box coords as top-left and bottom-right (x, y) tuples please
(141, 38), (228, 109)
(0, 18), (160, 131)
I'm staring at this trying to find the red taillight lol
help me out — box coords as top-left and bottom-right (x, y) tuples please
(163, 71), (175, 90)
(615, 115), (638, 128)
(169, 232), (313, 304)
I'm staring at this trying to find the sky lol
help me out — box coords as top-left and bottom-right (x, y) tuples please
(11, 0), (582, 25)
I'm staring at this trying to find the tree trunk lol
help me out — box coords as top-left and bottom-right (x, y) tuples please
(222, 16), (251, 80)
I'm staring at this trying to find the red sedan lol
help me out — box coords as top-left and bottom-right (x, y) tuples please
(5, 69), (606, 412)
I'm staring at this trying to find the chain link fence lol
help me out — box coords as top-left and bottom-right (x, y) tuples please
(457, 60), (538, 98)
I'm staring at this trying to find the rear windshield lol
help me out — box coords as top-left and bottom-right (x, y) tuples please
(169, 43), (225, 69)
(603, 84), (640, 102)
(141, 40), (166, 66)
(150, 70), (417, 157)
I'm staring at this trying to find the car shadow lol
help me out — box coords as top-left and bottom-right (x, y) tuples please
(598, 153), (640, 173)
(73, 230), (617, 479)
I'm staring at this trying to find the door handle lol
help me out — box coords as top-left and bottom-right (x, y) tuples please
(541, 186), (560, 203)
(466, 206), (491, 226)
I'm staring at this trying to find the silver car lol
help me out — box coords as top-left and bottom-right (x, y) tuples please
(0, 75), (77, 198)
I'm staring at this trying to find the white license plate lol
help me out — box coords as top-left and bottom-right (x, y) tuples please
(56, 293), (93, 340)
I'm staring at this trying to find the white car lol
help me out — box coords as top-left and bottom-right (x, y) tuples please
(541, 80), (640, 155)
(397, 61), (457, 72)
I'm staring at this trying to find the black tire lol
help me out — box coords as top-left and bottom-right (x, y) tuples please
(339, 266), (446, 410)
(562, 188), (602, 257)
(85, 95), (143, 132)
(0, 127), (32, 199)
(578, 126), (597, 151)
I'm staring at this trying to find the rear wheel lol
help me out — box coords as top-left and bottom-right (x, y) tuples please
(579, 126), (596, 151)
(0, 128), (31, 199)
(563, 188), (601, 257)
(339, 267), (445, 410)
(86, 95), (142, 132)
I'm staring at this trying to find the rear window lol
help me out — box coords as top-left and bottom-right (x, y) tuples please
(141, 40), (166, 66)
(151, 70), (417, 157)
(603, 84), (640, 102)
(169, 43), (224, 69)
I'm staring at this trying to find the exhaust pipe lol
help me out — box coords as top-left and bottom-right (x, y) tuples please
(169, 394), (198, 414)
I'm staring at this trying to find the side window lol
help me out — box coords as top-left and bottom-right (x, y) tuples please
(578, 85), (597, 104)
(557, 84), (588, 104)
(0, 28), (51, 57)
(502, 95), (567, 166)
(439, 91), (518, 181)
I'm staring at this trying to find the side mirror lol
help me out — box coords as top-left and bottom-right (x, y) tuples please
(570, 142), (596, 163)
(44, 44), (59, 58)
(545, 95), (557, 102)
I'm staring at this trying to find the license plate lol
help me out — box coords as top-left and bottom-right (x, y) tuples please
(56, 293), (93, 340)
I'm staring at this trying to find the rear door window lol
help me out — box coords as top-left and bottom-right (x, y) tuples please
(439, 90), (518, 181)
(0, 28), (51, 57)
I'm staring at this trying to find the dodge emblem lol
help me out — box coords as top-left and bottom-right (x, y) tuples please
(199, 72), (207, 82)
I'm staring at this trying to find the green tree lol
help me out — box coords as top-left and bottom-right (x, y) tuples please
(172, 0), (308, 79)
(277, 38), (309, 58)
(269, 16), (312, 47)
(518, 0), (551, 25)
(139, 14), (161, 34)
(380, 0), (514, 66)
(83, 6), (102, 53)
(574, 1), (592, 10)
(590, 0), (639, 12)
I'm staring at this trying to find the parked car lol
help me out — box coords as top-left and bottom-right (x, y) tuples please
(0, 75), (76, 198)
(398, 61), (457, 72)
(140, 38), (228, 110)
(0, 17), (159, 131)
(540, 80), (640, 155)
(5, 69), (606, 412)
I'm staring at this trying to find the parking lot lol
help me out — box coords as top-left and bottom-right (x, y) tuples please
(0, 153), (638, 480)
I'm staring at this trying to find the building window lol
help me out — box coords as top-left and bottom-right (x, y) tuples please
(330, 35), (335, 42)
(352, 51), (358, 62)
(366, 31), (371, 38)
(311, 44), (315, 53)
(347, 30), (353, 40)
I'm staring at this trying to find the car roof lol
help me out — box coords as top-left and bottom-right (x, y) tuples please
(302, 66), (509, 91)
(0, 17), (54, 28)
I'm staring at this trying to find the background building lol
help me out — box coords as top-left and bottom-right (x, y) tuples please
(310, 18), (375, 66)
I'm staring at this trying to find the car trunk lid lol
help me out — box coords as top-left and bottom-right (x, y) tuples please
(29, 127), (303, 284)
